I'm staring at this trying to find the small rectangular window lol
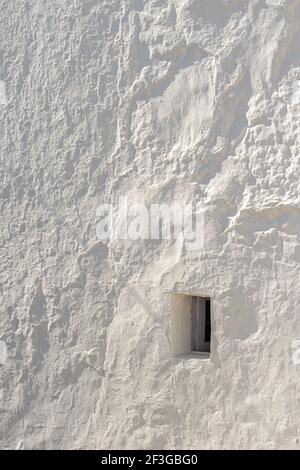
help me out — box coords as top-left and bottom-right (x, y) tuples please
(170, 293), (211, 357)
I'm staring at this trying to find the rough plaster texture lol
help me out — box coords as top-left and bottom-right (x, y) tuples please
(1, 0), (300, 450)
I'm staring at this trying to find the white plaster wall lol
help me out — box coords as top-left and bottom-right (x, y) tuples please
(1, 0), (300, 449)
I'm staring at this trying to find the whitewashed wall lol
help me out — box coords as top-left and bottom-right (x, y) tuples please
(0, 0), (300, 449)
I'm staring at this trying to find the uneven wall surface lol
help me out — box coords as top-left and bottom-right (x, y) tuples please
(1, 0), (300, 449)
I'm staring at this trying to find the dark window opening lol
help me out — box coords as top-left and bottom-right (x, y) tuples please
(191, 296), (211, 353)
(205, 299), (211, 342)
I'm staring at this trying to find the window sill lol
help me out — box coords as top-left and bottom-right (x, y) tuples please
(172, 352), (210, 360)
